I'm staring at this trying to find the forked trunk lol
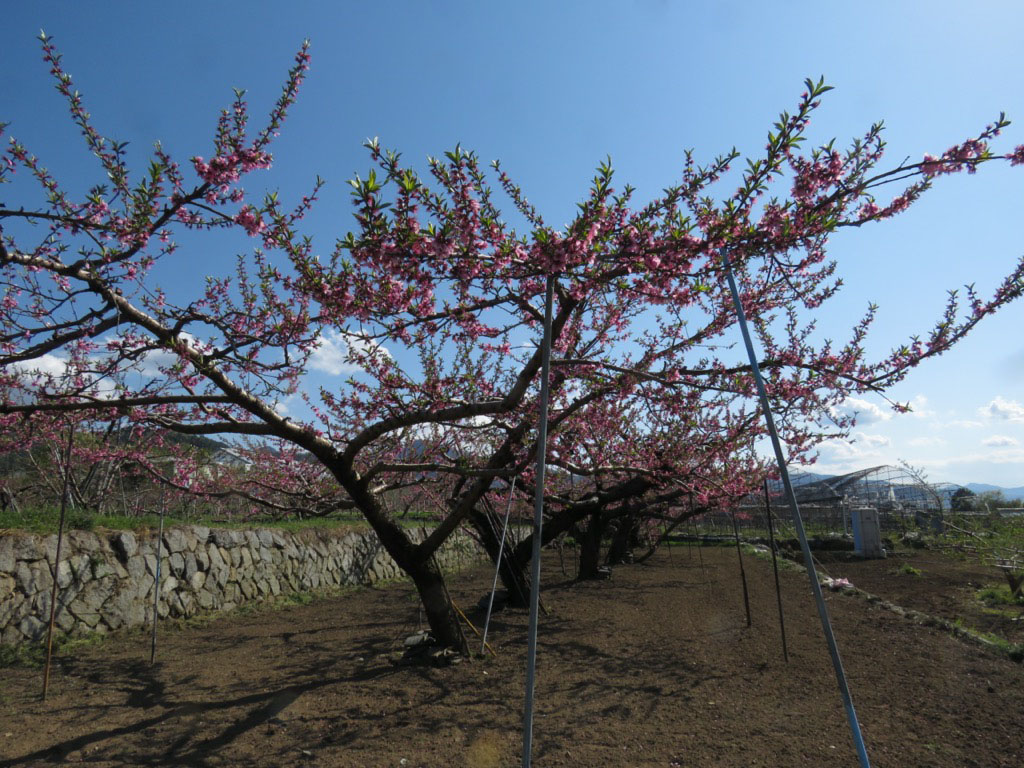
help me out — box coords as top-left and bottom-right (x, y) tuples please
(605, 514), (637, 565)
(577, 509), (606, 580)
(409, 559), (469, 655)
(470, 508), (530, 608)
(497, 555), (531, 609)
(330, 465), (468, 654)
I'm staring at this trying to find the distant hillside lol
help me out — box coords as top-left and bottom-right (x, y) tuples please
(764, 470), (835, 494)
(789, 470), (835, 485)
(965, 483), (1024, 502)
(110, 426), (226, 452)
(779, 470), (1024, 501)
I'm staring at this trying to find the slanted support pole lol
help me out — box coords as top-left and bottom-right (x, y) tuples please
(722, 252), (871, 768)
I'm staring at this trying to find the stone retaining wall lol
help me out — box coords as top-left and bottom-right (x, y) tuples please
(0, 525), (483, 647)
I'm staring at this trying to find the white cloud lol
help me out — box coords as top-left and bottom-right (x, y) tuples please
(947, 419), (983, 429)
(6, 353), (116, 397)
(815, 436), (886, 467)
(906, 395), (935, 420)
(139, 349), (178, 376)
(309, 329), (391, 376)
(6, 353), (71, 378)
(309, 330), (357, 375)
(980, 396), (1024, 424)
(983, 435), (1020, 448)
(908, 436), (946, 448)
(831, 397), (892, 425)
(128, 332), (203, 376)
(852, 432), (890, 447)
(917, 446), (1024, 469)
(397, 412), (505, 457)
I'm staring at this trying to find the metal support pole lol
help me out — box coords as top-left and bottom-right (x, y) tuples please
(764, 478), (789, 663)
(481, 477), (517, 655)
(730, 509), (752, 627)
(150, 494), (166, 666)
(522, 274), (555, 768)
(42, 426), (75, 701)
(722, 252), (870, 767)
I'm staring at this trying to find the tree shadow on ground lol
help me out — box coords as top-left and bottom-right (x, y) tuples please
(0, 658), (409, 767)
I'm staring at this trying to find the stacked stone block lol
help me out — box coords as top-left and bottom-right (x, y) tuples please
(0, 525), (481, 647)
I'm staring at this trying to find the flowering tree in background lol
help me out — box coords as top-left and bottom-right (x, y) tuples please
(3, 35), (1024, 650)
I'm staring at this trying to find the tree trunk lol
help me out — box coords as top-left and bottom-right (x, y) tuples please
(408, 559), (469, 655)
(469, 508), (530, 608)
(635, 512), (690, 563)
(606, 513), (637, 566)
(577, 509), (606, 580)
(330, 463), (468, 653)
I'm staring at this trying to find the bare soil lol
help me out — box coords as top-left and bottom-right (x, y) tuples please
(817, 545), (1024, 645)
(1, 544), (1022, 767)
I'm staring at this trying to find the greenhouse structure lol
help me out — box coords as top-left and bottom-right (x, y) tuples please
(724, 464), (955, 535)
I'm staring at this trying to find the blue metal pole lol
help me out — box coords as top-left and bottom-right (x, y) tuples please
(522, 274), (555, 767)
(722, 252), (871, 768)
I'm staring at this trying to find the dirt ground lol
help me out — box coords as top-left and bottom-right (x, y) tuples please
(818, 545), (1024, 645)
(1, 544), (1022, 767)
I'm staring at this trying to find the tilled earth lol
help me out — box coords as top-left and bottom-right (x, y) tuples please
(817, 545), (1024, 645)
(1, 545), (1022, 767)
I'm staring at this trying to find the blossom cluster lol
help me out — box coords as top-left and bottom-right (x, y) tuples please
(192, 147), (272, 193)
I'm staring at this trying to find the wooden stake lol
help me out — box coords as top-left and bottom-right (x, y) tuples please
(451, 599), (497, 657)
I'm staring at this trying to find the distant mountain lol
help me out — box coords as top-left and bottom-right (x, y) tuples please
(780, 470), (1024, 501)
(113, 426), (227, 452)
(965, 483), (1024, 502)
(965, 483), (1002, 494)
(764, 470), (835, 495)
(789, 470), (836, 486)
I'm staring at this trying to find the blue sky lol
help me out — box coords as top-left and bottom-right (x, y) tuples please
(3, 1), (1023, 486)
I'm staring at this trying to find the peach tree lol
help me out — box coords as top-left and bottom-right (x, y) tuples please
(3, 36), (1023, 650)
